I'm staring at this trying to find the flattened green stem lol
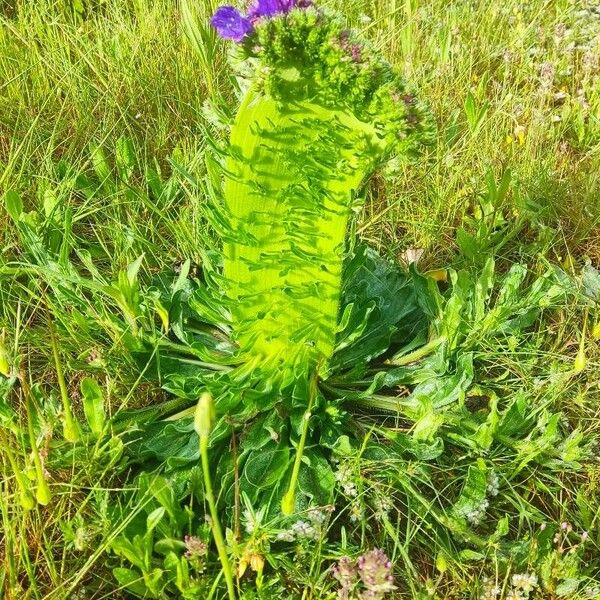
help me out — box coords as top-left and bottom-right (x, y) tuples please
(281, 371), (318, 516)
(49, 322), (80, 443)
(224, 90), (385, 379)
(196, 394), (237, 600)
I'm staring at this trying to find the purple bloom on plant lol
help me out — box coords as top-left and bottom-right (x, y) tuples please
(249, 0), (309, 18)
(211, 6), (253, 42)
(248, 0), (281, 18)
(357, 549), (396, 598)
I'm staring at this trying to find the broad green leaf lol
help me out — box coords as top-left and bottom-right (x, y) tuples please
(297, 450), (336, 506)
(80, 377), (105, 435)
(242, 439), (290, 501)
(333, 244), (428, 372)
(452, 460), (488, 523)
(412, 411), (445, 441)
(223, 91), (386, 383)
(5, 190), (23, 221)
(112, 568), (149, 597)
(111, 538), (146, 571)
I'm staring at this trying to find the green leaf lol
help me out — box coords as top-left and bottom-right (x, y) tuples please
(223, 92), (388, 384)
(297, 449), (335, 506)
(472, 395), (499, 450)
(146, 507), (166, 534)
(127, 254), (145, 288)
(452, 461), (488, 522)
(111, 538), (146, 571)
(80, 377), (105, 435)
(154, 538), (187, 556)
(492, 515), (509, 539)
(242, 439), (290, 501)
(116, 136), (136, 181)
(5, 190), (23, 221)
(412, 411), (445, 441)
(333, 244), (428, 372)
(457, 549), (485, 561)
(582, 262), (600, 301)
(112, 568), (149, 597)
(387, 431), (444, 460)
(555, 579), (582, 597)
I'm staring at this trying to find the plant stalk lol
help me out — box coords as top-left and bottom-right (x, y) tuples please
(196, 394), (237, 600)
(49, 322), (80, 442)
(281, 370), (318, 515)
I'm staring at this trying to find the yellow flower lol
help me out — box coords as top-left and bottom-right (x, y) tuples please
(514, 125), (526, 145)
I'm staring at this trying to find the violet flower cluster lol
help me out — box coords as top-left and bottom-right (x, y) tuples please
(332, 549), (396, 600)
(211, 0), (312, 42)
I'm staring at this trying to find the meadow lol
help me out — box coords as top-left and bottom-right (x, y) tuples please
(0, 0), (599, 598)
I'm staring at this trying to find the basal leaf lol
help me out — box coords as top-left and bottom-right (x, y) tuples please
(332, 244), (428, 372)
(242, 439), (290, 502)
(297, 449), (336, 506)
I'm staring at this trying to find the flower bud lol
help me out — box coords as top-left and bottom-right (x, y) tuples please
(0, 336), (10, 377)
(250, 552), (264, 573)
(574, 346), (586, 373)
(194, 392), (215, 439)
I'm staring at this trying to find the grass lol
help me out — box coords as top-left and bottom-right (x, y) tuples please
(1, 0), (599, 598)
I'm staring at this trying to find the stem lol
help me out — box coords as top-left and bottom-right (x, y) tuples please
(49, 322), (79, 442)
(388, 336), (445, 366)
(231, 428), (241, 542)
(199, 430), (236, 600)
(574, 307), (588, 373)
(0, 431), (35, 511)
(21, 376), (51, 506)
(281, 371), (318, 516)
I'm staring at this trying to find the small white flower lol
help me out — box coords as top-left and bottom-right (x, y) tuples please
(506, 589), (525, 600)
(342, 482), (358, 497)
(349, 502), (363, 523)
(276, 530), (295, 542)
(511, 573), (538, 592)
(308, 507), (329, 525)
(291, 520), (318, 540)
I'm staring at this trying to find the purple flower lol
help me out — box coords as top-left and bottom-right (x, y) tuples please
(357, 549), (396, 599)
(332, 557), (357, 600)
(211, 6), (253, 41)
(211, 0), (313, 42)
(183, 535), (208, 560)
(248, 0), (311, 19)
(248, 0), (281, 18)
